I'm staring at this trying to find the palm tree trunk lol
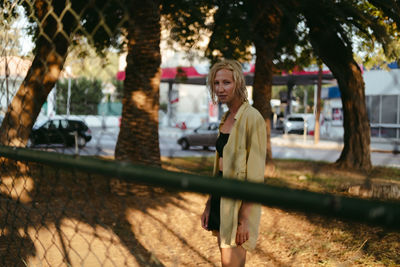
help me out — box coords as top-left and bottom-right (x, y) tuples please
(114, 0), (161, 166)
(305, 11), (372, 170)
(0, 0), (72, 147)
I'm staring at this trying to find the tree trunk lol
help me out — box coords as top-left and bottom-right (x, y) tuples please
(334, 64), (371, 170)
(252, 43), (273, 162)
(304, 10), (372, 170)
(249, 1), (283, 164)
(114, 0), (161, 166)
(0, 0), (73, 147)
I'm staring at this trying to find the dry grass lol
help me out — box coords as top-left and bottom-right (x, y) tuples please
(161, 157), (400, 266)
(266, 159), (400, 199)
(0, 156), (399, 266)
(162, 156), (400, 200)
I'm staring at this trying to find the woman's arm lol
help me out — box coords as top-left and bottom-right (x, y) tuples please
(236, 201), (253, 245)
(201, 195), (212, 230)
(236, 111), (267, 245)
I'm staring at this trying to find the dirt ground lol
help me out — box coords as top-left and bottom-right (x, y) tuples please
(104, 188), (400, 267)
(108, 180), (400, 267)
(1, 158), (399, 266)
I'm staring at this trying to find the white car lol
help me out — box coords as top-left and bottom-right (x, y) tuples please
(283, 114), (315, 135)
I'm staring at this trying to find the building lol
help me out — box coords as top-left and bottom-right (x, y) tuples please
(365, 62), (400, 139)
(0, 56), (31, 115)
(321, 62), (400, 140)
(116, 61), (335, 129)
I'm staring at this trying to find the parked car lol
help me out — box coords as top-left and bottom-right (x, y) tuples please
(29, 118), (92, 147)
(283, 114), (315, 135)
(177, 122), (219, 150)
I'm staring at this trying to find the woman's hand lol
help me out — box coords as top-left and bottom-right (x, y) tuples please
(237, 201), (253, 246)
(236, 219), (249, 246)
(201, 197), (211, 230)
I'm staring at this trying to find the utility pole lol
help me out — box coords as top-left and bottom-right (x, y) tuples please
(286, 77), (295, 116)
(5, 55), (9, 107)
(5, 27), (10, 107)
(314, 65), (323, 144)
(303, 89), (308, 113)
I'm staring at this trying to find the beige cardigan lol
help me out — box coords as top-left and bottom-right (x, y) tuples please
(212, 102), (267, 251)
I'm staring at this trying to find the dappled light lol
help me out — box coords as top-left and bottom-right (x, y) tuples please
(131, 91), (151, 110)
(1, 0), (400, 266)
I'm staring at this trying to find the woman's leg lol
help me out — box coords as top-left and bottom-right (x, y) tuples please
(218, 234), (246, 267)
(220, 246), (246, 267)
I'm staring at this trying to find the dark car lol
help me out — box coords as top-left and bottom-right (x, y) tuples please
(29, 118), (92, 147)
(177, 122), (219, 150)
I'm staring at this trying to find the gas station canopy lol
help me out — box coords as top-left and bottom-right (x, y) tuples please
(116, 64), (336, 86)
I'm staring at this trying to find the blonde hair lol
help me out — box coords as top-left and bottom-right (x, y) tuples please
(207, 59), (248, 104)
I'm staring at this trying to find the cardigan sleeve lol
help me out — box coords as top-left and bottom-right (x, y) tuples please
(246, 111), (267, 183)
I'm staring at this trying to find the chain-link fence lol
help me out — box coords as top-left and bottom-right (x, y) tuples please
(1, 146), (400, 266)
(1, 1), (400, 266)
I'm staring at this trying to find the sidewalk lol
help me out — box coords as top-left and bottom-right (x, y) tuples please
(271, 135), (343, 150)
(272, 134), (400, 153)
(159, 126), (400, 153)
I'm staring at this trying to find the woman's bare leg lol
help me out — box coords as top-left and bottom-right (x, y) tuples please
(217, 235), (246, 267)
(220, 246), (246, 267)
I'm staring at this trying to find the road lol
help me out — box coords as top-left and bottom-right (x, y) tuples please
(36, 127), (400, 168)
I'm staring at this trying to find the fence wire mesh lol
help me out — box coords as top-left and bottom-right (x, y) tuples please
(1, 0), (400, 266)
(0, 156), (202, 266)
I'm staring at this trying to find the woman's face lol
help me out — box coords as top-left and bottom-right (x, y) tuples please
(214, 68), (237, 105)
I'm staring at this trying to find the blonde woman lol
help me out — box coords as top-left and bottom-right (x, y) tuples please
(201, 60), (266, 267)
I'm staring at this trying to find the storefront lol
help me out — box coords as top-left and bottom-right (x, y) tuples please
(322, 62), (400, 140)
(365, 63), (400, 139)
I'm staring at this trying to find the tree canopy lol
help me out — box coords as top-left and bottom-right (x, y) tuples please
(163, 0), (400, 170)
(64, 38), (120, 83)
(0, 6), (24, 57)
(1, 0), (399, 168)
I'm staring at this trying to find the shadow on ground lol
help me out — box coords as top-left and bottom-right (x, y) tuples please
(0, 158), (213, 266)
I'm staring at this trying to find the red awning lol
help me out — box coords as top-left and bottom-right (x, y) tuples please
(162, 66), (205, 79)
(116, 66), (206, 81)
(116, 64), (335, 86)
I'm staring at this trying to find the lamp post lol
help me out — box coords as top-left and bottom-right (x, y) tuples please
(5, 54), (9, 107)
(66, 66), (72, 116)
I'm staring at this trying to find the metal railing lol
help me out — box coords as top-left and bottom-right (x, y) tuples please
(1, 145), (399, 229)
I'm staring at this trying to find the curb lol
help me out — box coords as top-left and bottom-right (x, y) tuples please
(270, 140), (343, 150)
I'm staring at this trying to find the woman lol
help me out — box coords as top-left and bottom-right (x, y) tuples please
(201, 59), (267, 266)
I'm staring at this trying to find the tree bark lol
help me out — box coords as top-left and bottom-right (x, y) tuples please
(114, 0), (161, 166)
(304, 10), (372, 170)
(252, 43), (273, 162)
(249, 2), (283, 164)
(0, 0), (74, 147)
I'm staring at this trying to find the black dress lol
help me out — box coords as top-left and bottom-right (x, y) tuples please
(207, 132), (229, 231)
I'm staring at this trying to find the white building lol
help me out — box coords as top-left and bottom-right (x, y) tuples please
(0, 56), (61, 120)
(0, 56), (31, 115)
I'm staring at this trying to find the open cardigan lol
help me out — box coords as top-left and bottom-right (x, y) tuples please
(212, 102), (267, 251)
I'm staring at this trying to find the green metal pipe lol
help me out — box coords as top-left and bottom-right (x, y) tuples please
(0, 145), (399, 229)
